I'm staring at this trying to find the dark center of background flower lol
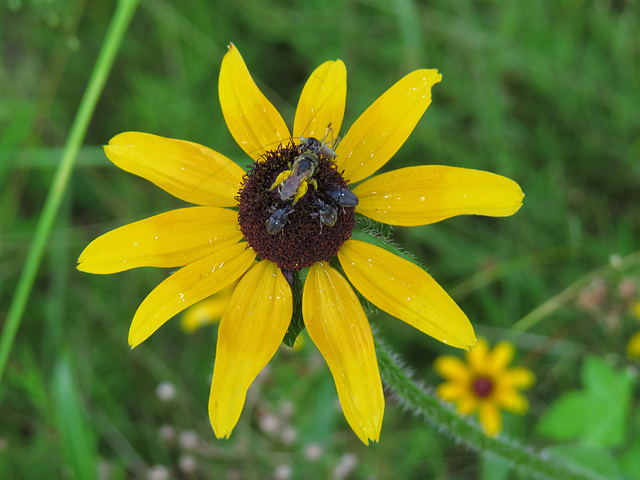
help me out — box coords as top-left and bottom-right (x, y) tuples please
(237, 142), (356, 271)
(472, 376), (494, 398)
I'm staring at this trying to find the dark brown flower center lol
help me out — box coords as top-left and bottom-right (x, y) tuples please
(237, 141), (357, 271)
(472, 377), (494, 398)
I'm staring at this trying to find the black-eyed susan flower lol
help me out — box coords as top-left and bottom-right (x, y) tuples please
(435, 337), (535, 436)
(78, 43), (524, 444)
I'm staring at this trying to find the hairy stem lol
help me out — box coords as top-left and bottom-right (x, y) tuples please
(375, 338), (607, 480)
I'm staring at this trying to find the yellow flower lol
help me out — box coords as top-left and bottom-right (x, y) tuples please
(78, 44), (523, 444)
(435, 337), (535, 436)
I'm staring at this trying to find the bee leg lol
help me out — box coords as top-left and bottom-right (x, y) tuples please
(291, 180), (309, 205)
(269, 170), (292, 191)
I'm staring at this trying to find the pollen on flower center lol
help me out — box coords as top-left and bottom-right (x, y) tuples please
(237, 141), (357, 271)
(472, 376), (494, 398)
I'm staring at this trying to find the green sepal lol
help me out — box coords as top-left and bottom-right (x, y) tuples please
(282, 267), (308, 347)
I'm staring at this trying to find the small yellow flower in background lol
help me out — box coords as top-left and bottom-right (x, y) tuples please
(78, 43), (523, 444)
(627, 301), (640, 358)
(435, 337), (535, 436)
(181, 283), (237, 333)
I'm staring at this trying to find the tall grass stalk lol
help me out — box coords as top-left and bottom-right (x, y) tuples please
(0, 0), (141, 388)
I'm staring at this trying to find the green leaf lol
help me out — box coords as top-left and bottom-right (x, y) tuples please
(52, 355), (97, 480)
(481, 452), (512, 480)
(543, 444), (620, 479)
(619, 437), (640, 480)
(535, 355), (635, 448)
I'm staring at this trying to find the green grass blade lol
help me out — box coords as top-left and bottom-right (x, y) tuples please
(0, 0), (141, 388)
(52, 355), (97, 480)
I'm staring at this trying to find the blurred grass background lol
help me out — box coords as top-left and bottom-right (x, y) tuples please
(1, 0), (640, 478)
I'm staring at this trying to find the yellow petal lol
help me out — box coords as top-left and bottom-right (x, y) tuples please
(209, 260), (292, 438)
(487, 341), (515, 374)
(128, 243), (256, 347)
(219, 43), (290, 161)
(293, 60), (346, 141)
(503, 367), (536, 389)
(302, 262), (384, 444)
(436, 381), (469, 402)
(494, 387), (530, 414)
(180, 281), (238, 333)
(434, 356), (471, 382)
(338, 240), (476, 349)
(78, 207), (242, 274)
(353, 166), (524, 226)
(335, 69), (442, 184)
(479, 401), (502, 436)
(466, 337), (490, 373)
(455, 391), (478, 415)
(105, 132), (244, 207)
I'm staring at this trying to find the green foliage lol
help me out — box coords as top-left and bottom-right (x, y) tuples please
(536, 356), (635, 448)
(542, 445), (621, 480)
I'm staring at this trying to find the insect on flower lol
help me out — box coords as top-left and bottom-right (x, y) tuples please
(269, 152), (319, 204)
(310, 198), (338, 229)
(326, 187), (359, 209)
(299, 129), (338, 160)
(265, 205), (294, 235)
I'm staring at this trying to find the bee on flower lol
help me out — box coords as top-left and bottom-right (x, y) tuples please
(78, 43), (524, 444)
(435, 337), (535, 436)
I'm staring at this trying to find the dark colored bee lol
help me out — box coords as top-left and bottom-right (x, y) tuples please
(299, 136), (337, 160)
(311, 199), (338, 229)
(326, 188), (359, 208)
(270, 152), (319, 203)
(265, 205), (294, 235)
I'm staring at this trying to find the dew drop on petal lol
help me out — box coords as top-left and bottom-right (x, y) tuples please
(419, 196), (425, 201)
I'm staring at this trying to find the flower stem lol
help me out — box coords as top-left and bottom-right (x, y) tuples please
(375, 338), (607, 480)
(0, 0), (140, 387)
